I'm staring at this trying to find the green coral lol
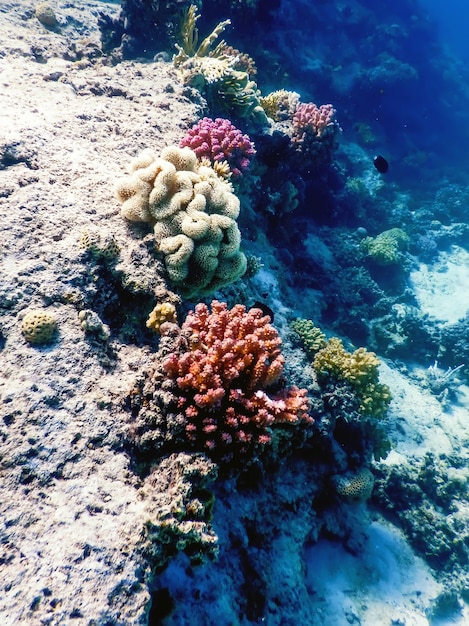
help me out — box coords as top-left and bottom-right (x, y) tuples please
(361, 227), (409, 265)
(313, 337), (391, 419)
(291, 318), (327, 358)
(173, 5), (268, 124)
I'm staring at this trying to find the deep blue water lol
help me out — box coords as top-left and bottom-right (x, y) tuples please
(421, 0), (469, 60)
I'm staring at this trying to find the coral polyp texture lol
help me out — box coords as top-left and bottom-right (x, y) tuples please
(21, 309), (57, 345)
(332, 467), (375, 503)
(163, 301), (312, 462)
(115, 145), (247, 298)
(312, 337), (391, 419)
(180, 117), (256, 178)
(291, 102), (341, 165)
(291, 318), (327, 358)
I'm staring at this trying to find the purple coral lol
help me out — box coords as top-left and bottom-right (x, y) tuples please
(180, 117), (256, 177)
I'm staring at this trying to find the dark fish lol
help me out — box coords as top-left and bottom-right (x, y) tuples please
(373, 155), (389, 173)
(252, 301), (274, 321)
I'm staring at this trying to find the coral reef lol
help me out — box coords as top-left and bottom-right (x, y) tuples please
(313, 337), (391, 419)
(260, 89), (300, 122)
(173, 5), (268, 123)
(98, 0), (193, 59)
(374, 453), (469, 580)
(80, 228), (120, 261)
(78, 309), (110, 342)
(115, 145), (247, 298)
(180, 117), (256, 178)
(21, 309), (57, 345)
(361, 228), (409, 265)
(163, 301), (312, 462)
(142, 452), (219, 571)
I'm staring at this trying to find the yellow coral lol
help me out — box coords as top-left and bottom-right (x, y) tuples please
(313, 337), (391, 418)
(146, 302), (178, 333)
(361, 228), (409, 265)
(80, 229), (120, 260)
(21, 309), (57, 345)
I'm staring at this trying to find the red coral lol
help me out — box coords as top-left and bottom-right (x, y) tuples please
(180, 117), (256, 177)
(162, 301), (312, 461)
(291, 102), (341, 164)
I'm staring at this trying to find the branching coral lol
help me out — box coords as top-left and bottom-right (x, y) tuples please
(180, 117), (256, 177)
(115, 145), (247, 298)
(313, 337), (391, 419)
(291, 318), (327, 359)
(291, 102), (341, 165)
(162, 301), (312, 462)
(173, 5), (268, 124)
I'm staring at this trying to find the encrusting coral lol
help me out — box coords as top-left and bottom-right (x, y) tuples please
(313, 337), (391, 419)
(80, 228), (120, 261)
(146, 302), (178, 333)
(115, 145), (247, 298)
(332, 467), (375, 503)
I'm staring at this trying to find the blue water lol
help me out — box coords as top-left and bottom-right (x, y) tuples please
(421, 0), (469, 60)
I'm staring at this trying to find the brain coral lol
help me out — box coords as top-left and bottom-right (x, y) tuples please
(115, 146), (247, 298)
(21, 309), (57, 345)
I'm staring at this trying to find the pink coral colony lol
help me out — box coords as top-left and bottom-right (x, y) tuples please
(163, 301), (312, 460)
(180, 117), (256, 177)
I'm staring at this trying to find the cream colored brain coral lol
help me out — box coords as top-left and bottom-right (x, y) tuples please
(332, 467), (374, 503)
(21, 309), (57, 345)
(115, 146), (246, 297)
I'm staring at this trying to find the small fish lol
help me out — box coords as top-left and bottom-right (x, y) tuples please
(373, 155), (389, 173)
(252, 301), (275, 322)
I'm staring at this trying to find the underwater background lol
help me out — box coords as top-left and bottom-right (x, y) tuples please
(0, 0), (469, 624)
